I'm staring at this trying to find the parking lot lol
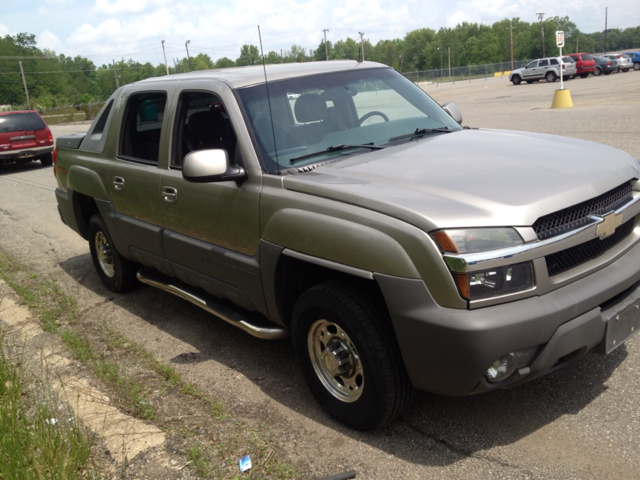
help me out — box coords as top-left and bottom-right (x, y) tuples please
(423, 70), (640, 160)
(2, 71), (640, 479)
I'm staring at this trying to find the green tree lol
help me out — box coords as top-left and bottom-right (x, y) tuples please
(236, 45), (261, 66)
(214, 57), (236, 68)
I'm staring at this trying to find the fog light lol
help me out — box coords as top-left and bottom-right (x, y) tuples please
(486, 348), (537, 383)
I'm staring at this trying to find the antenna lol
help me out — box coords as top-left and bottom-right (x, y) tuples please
(257, 25), (280, 174)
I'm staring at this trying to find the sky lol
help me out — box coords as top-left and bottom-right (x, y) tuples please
(1, 0), (638, 67)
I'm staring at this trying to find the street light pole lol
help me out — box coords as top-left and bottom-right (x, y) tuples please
(536, 12), (545, 57)
(162, 40), (170, 75)
(185, 40), (192, 72)
(323, 29), (329, 61)
(358, 32), (365, 62)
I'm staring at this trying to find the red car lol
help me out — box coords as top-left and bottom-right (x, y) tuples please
(0, 110), (54, 167)
(568, 53), (596, 77)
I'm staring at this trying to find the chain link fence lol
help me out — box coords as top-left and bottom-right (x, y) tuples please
(402, 60), (530, 85)
(37, 102), (106, 126)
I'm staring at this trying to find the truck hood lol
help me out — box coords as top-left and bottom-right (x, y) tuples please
(282, 129), (639, 231)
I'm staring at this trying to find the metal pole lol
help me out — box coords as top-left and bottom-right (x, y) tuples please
(112, 60), (120, 88)
(19, 61), (31, 109)
(536, 13), (545, 57)
(162, 40), (170, 75)
(358, 32), (365, 61)
(185, 40), (192, 71)
(323, 29), (329, 61)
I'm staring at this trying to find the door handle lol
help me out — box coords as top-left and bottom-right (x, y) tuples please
(162, 186), (178, 204)
(113, 176), (125, 191)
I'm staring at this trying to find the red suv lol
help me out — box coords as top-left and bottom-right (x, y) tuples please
(0, 110), (54, 167)
(568, 53), (596, 77)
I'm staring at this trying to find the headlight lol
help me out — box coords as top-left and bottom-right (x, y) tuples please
(453, 262), (534, 300)
(432, 228), (534, 300)
(431, 228), (523, 254)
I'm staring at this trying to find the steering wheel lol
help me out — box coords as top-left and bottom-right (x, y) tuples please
(358, 111), (390, 126)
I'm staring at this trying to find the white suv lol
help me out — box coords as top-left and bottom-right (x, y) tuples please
(509, 57), (577, 85)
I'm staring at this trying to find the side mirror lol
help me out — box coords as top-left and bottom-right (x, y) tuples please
(182, 149), (247, 183)
(441, 102), (462, 125)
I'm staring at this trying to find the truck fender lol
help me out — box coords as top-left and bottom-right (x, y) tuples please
(262, 208), (421, 279)
(67, 165), (110, 201)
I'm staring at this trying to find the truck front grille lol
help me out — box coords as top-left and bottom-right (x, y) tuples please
(545, 219), (634, 276)
(533, 182), (632, 240)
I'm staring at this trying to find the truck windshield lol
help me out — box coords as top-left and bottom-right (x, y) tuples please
(236, 67), (462, 173)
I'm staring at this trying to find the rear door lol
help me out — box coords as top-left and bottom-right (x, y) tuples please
(107, 90), (169, 271)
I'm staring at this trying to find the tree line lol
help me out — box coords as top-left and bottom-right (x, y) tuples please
(1, 17), (638, 110)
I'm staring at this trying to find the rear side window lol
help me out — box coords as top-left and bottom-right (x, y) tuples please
(550, 59), (559, 65)
(582, 54), (593, 61)
(0, 112), (46, 133)
(120, 92), (166, 164)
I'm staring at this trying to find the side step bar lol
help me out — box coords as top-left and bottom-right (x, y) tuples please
(136, 268), (289, 340)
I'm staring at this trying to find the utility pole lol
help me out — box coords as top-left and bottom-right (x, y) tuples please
(161, 40), (170, 75)
(112, 59), (119, 88)
(604, 8), (608, 53)
(323, 29), (330, 61)
(358, 32), (365, 62)
(536, 12), (545, 57)
(19, 61), (31, 109)
(506, 20), (516, 69)
(185, 40), (192, 71)
(448, 46), (451, 79)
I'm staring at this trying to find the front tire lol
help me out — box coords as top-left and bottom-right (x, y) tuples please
(291, 281), (413, 431)
(511, 75), (522, 85)
(545, 71), (557, 82)
(594, 68), (601, 76)
(88, 214), (139, 292)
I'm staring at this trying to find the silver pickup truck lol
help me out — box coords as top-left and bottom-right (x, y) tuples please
(53, 61), (640, 430)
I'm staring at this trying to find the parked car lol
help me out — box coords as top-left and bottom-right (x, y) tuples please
(624, 52), (640, 70)
(602, 54), (633, 72)
(0, 110), (54, 167)
(53, 60), (640, 430)
(593, 55), (618, 76)
(568, 53), (596, 77)
(509, 56), (576, 85)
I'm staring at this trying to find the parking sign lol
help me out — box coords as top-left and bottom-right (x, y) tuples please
(556, 31), (565, 47)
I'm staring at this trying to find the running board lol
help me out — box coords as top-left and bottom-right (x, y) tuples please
(136, 268), (289, 340)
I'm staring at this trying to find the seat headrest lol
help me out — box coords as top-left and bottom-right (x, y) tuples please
(188, 110), (228, 140)
(294, 94), (327, 123)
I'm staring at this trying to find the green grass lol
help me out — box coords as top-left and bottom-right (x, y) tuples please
(0, 248), (299, 479)
(0, 338), (98, 480)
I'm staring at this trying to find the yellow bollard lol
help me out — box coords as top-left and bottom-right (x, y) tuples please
(551, 89), (573, 109)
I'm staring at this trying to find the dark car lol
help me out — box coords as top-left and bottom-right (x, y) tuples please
(569, 53), (596, 77)
(593, 56), (618, 76)
(0, 110), (54, 167)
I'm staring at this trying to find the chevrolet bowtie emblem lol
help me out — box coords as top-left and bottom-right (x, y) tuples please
(596, 212), (623, 239)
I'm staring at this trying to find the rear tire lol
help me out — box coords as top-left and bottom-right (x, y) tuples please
(634, 63), (640, 71)
(526, 80), (533, 84)
(291, 281), (413, 431)
(88, 214), (139, 292)
(545, 71), (557, 83)
(39, 153), (53, 166)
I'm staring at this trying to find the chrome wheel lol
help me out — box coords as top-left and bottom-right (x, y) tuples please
(94, 231), (115, 278)
(308, 319), (364, 402)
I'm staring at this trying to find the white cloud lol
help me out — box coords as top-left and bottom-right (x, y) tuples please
(446, 10), (473, 28)
(37, 30), (66, 54)
(94, 0), (150, 14)
(0, 24), (9, 36)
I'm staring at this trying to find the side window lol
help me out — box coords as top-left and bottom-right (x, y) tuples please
(526, 61), (537, 68)
(120, 92), (166, 164)
(539, 59), (549, 66)
(172, 91), (237, 167)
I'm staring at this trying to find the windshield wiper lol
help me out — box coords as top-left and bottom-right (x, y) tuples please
(389, 127), (453, 142)
(289, 143), (385, 164)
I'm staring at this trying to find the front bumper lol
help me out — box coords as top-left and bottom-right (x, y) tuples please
(376, 239), (640, 396)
